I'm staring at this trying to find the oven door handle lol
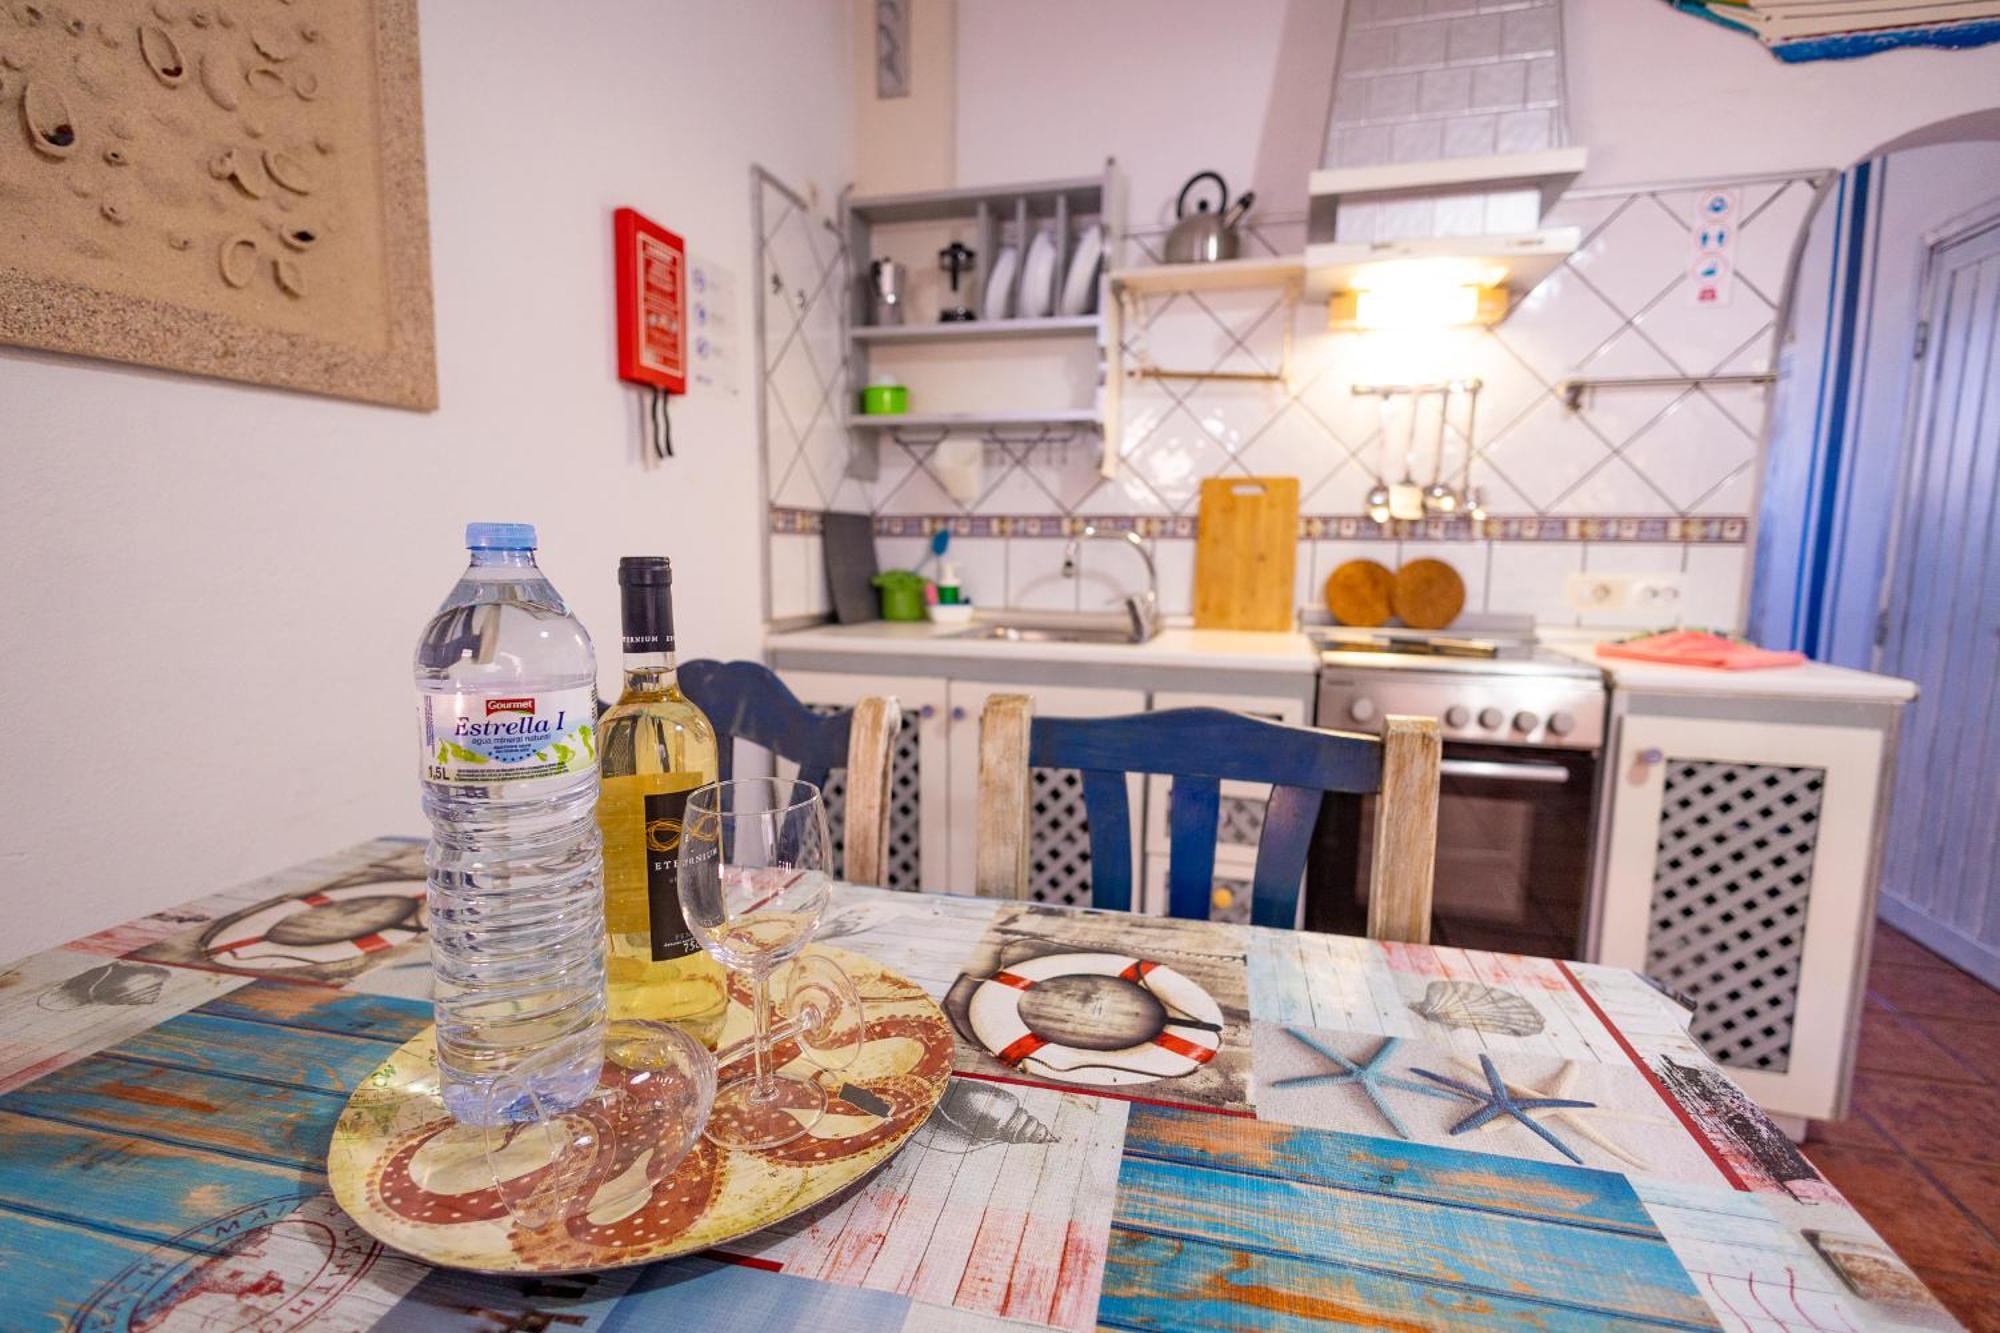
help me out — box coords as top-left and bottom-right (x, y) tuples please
(1438, 758), (1571, 785)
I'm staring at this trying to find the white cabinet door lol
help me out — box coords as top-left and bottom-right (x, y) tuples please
(942, 679), (1147, 902)
(777, 670), (950, 894)
(1597, 713), (1885, 1120)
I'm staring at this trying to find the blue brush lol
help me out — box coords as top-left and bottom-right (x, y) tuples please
(925, 527), (951, 575)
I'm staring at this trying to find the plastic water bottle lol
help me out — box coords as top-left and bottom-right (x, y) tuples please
(414, 523), (606, 1125)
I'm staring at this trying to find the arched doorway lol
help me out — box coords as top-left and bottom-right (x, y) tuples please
(1752, 111), (2000, 983)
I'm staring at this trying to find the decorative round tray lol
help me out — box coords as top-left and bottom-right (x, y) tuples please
(327, 946), (952, 1274)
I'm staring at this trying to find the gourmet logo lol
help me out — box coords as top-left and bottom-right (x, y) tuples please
(485, 697), (536, 717)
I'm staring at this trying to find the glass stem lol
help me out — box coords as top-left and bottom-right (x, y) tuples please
(751, 966), (774, 1101)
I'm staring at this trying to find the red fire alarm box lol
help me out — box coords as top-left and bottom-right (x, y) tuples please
(614, 207), (686, 394)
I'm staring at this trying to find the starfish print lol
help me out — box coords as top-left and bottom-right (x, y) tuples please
(1269, 1030), (1461, 1140)
(1450, 1057), (1673, 1171)
(1410, 1053), (1596, 1164)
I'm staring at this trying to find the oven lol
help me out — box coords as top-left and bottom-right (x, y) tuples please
(1308, 656), (1607, 959)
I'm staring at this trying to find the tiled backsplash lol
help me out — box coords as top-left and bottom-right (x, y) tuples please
(766, 172), (1820, 632)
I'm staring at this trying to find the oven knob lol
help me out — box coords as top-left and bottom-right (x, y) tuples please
(1348, 697), (1378, 723)
(1548, 711), (1575, 737)
(1477, 707), (1503, 730)
(1512, 710), (1539, 733)
(1444, 705), (1471, 728)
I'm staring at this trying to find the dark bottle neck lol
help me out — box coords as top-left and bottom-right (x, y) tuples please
(619, 580), (678, 684)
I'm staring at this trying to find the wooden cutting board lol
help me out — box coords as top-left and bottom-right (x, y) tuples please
(1193, 476), (1299, 631)
(1324, 559), (1396, 627)
(1392, 558), (1467, 630)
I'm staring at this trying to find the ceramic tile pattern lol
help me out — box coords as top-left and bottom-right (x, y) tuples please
(765, 172), (1823, 630)
(1802, 925), (2000, 1331)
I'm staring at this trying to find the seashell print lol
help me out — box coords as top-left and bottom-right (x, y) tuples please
(36, 962), (171, 1010)
(218, 233), (257, 287)
(137, 24), (185, 86)
(924, 1080), (1059, 1154)
(243, 63), (285, 97)
(1408, 980), (1546, 1036)
(197, 48), (238, 109)
(22, 79), (77, 158)
(248, 22), (295, 61)
(262, 147), (312, 193)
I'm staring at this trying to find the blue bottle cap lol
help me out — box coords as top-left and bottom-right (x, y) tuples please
(465, 522), (538, 551)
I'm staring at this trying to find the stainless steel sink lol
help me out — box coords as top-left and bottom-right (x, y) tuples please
(951, 624), (1145, 646)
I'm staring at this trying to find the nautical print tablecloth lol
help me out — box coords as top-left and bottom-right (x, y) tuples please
(0, 838), (1961, 1330)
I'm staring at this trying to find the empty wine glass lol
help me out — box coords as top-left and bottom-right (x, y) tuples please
(677, 778), (834, 1150)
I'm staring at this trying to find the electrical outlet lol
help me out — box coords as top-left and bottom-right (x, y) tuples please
(1630, 575), (1685, 612)
(1567, 573), (1630, 612)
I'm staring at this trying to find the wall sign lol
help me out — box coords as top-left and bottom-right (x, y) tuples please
(1688, 188), (1738, 307)
(614, 207), (687, 394)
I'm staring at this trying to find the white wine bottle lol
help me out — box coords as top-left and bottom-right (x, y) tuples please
(596, 556), (728, 1046)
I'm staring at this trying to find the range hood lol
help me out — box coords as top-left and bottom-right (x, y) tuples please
(1305, 0), (1586, 324)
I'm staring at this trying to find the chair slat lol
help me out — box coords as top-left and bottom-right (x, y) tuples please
(1250, 785), (1322, 930)
(1166, 775), (1222, 921)
(975, 694), (1034, 899)
(1080, 768), (1135, 913)
(1366, 715), (1442, 944)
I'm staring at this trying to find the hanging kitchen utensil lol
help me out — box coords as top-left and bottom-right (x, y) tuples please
(1164, 171), (1255, 265)
(1424, 383), (1459, 514)
(1324, 559), (1396, 627)
(1366, 390), (1393, 524)
(1388, 392), (1426, 521)
(938, 241), (976, 322)
(1392, 559), (1467, 630)
(1458, 379), (1486, 523)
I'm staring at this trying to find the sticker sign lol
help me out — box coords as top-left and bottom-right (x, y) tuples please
(1689, 188), (1738, 307)
(689, 256), (739, 397)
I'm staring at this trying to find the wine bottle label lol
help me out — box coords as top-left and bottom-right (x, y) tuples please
(643, 789), (701, 961)
(418, 686), (598, 783)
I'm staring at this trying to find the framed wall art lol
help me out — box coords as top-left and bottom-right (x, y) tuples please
(0, 0), (436, 409)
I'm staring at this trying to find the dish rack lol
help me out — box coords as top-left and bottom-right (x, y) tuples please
(840, 161), (1124, 475)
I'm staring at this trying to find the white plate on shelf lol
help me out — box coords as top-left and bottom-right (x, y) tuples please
(1018, 229), (1057, 319)
(983, 245), (1019, 321)
(1060, 223), (1104, 316)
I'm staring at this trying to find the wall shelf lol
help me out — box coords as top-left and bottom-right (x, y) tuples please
(1109, 255), (1307, 296)
(850, 316), (1100, 345)
(844, 410), (1100, 433)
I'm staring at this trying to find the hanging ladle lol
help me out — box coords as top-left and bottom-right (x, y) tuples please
(1424, 382), (1458, 514)
(1365, 390), (1392, 524)
(1458, 379), (1485, 522)
(1388, 391), (1426, 521)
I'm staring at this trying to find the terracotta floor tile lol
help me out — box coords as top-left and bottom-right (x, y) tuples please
(1869, 961), (2000, 1021)
(1800, 1144), (2000, 1278)
(1919, 1156), (2000, 1238)
(1807, 1108), (1896, 1152)
(1913, 1270), (2000, 1333)
(1872, 925), (1958, 970)
(1919, 1015), (2000, 1086)
(1856, 1008), (1982, 1083)
(1853, 1071), (2000, 1166)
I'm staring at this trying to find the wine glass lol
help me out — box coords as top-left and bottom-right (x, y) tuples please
(677, 777), (835, 1150)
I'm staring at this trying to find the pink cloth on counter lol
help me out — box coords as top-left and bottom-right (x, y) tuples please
(1596, 630), (1807, 671)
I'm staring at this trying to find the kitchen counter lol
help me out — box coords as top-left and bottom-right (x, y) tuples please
(1542, 640), (1917, 704)
(767, 619), (1320, 673)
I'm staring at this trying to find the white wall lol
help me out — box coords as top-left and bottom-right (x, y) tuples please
(0, 0), (853, 956)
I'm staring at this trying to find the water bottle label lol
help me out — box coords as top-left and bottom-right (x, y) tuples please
(419, 686), (599, 783)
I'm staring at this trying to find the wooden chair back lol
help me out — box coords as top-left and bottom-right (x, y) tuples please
(678, 660), (902, 888)
(976, 699), (1440, 941)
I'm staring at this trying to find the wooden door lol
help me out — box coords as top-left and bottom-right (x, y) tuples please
(777, 670), (949, 893)
(943, 679), (1146, 900)
(1875, 213), (2000, 982)
(1597, 713), (1884, 1120)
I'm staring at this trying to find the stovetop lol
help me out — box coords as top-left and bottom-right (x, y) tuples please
(1309, 625), (1606, 682)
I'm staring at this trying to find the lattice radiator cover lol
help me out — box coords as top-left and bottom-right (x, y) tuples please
(1645, 759), (1825, 1074)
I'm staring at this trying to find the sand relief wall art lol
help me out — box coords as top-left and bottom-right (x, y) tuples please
(0, 0), (434, 408)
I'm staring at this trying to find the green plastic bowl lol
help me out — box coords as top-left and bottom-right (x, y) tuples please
(871, 569), (928, 621)
(861, 384), (909, 415)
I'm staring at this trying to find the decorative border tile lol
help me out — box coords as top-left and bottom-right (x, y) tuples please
(770, 506), (1747, 545)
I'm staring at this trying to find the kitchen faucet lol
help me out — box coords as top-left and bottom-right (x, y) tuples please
(1061, 523), (1159, 643)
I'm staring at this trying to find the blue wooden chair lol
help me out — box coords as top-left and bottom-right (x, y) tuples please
(975, 698), (1440, 940)
(678, 660), (902, 888)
